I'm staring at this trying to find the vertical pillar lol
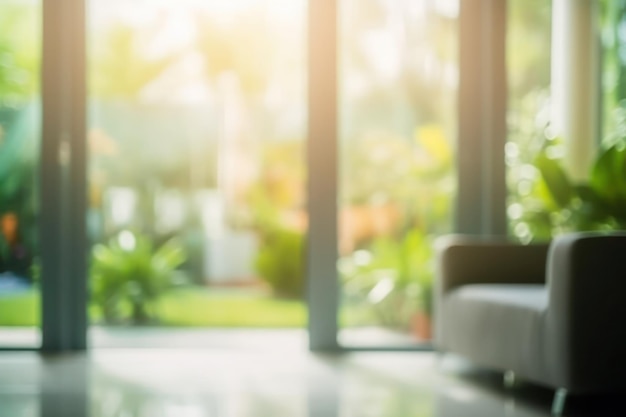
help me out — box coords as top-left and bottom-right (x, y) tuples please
(457, 0), (507, 236)
(551, 0), (600, 181)
(41, 0), (87, 351)
(307, 0), (339, 350)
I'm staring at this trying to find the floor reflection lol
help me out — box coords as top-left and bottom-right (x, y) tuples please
(40, 356), (89, 417)
(0, 351), (620, 417)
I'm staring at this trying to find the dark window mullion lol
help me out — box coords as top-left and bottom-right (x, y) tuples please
(307, 0), (339, 351)
(41, 0), (87, 352)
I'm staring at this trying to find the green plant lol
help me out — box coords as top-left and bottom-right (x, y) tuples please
(90, 230), (187, 325)
(397, 228), (434, 318)
(0, 106), (39, 271)
(523, 139), (626, 239)
(254, 228), (304, 299)
(340, 228), (434, 330)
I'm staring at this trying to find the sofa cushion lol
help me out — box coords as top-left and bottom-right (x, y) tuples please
(438, 284), (550, 385)
(452, 284), (548, 310)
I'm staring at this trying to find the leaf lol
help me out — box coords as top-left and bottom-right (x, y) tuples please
(153, 238), (187, 270)
(590, 145), (618, 199)
(534, 153), (574, 209)
(89, 231), (188, 324)
(575, 184), (610, 218)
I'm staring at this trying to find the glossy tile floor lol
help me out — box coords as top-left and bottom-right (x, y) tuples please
(0, 348), (621, 417)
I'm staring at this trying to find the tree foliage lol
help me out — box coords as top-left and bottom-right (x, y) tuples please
(0, 4), (39, 103)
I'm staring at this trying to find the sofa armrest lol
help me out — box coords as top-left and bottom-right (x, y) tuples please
(435, 234), (549, 294)
(544, 232), (626, 392)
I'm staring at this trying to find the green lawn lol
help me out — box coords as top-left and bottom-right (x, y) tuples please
(0, 290), (40, 326)
(0, 287), (306, 328)
(0, 287), (382, 329)
(156, 288), (306, 327)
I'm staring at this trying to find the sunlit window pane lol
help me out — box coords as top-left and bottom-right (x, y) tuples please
(505, 0), (552, 243)
(338, 0), (458, 347)
(87, 0), (306, 345)
(0, 0), (41, 348)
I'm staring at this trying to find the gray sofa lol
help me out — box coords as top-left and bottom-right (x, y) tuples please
(434, 232), (626, 406)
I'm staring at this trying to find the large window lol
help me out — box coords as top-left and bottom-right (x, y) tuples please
(8, 0), (612, 352)
(87, 0), (307, 345)
(338, 0), (458, 347)
(0, 0), (41, 348)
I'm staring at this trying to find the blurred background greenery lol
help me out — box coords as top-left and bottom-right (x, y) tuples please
(2, 0), (625, 346)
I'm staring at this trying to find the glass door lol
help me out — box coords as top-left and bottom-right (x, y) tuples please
(338, 0), (458, 348)
(0, 0), (41, 348)
(86, 0), (307, 347)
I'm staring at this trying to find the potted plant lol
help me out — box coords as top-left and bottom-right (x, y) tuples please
(394, 228), (435, 340)
(411, 276), (433, 340)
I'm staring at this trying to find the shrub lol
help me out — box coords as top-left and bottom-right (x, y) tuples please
(90, 230), (186, 325)
(254, 228), (304, 299)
